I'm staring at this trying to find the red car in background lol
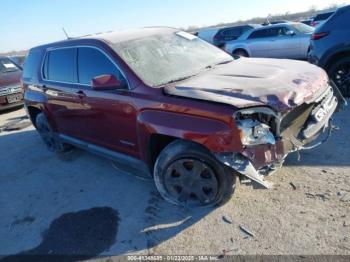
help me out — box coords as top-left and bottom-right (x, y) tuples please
(0, 56), (23, 111)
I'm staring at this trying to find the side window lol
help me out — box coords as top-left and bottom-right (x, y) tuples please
(23, 51), (41, 80)
(224, 28), (239, 37)
(267, 27), (287, 37)
(44, 48), (76, 82)
(77, 47), (126, 86)
(248, 29), (267, 39)
(241, 26), (252, 34)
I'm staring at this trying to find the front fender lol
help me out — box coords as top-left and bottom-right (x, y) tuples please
(137, 110), (242, 161)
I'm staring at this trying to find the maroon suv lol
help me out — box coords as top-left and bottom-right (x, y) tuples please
(0, 56), (23, 111)
(23, 27), (345, 207)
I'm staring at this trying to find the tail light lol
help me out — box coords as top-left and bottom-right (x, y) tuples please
(311, 31), (329, 40)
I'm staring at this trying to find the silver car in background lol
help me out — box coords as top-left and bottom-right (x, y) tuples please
(224, 22), (314, 59)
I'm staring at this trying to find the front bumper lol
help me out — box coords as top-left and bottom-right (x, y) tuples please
(215, 83), (346, 188)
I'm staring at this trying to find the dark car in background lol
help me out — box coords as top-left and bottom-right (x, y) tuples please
(9, 55), (26, 68)
(308, 5), (350, 96)
(213, 24), (260, 47)
(300, 19), (313, 26)
(0, 56), (23, 111)
(311, 11), (335, 27)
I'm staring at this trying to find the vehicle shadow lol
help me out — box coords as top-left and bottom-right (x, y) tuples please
(0, 130), (214, 260)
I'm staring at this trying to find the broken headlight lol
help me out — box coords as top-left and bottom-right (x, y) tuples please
(237, 119), (275, 146)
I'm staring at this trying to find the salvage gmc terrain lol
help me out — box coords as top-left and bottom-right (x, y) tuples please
(22, 27), (345, 207)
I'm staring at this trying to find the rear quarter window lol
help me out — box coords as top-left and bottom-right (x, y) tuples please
(44, 48), (76, 83)
(22, 51), (41, 80)
(248, 29), (267, 39)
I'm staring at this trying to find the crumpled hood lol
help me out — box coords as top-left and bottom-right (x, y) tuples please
(164, 58), (329, 112)
(0, 70), (22, 88)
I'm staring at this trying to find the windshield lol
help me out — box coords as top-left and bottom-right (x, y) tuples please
(112, 31), (233, 87)
(291, 23), (315, 34)
(0, 57), (20, 73)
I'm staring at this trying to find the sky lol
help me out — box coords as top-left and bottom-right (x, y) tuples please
(1, 0), (348, 53)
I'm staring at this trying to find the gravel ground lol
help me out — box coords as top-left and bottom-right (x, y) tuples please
(0, 104), (349, 258)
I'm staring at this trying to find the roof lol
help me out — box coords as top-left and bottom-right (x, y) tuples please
(80, 27), (177, 44)
(30, 27), (178, 51)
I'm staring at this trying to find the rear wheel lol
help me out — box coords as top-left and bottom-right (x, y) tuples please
(153, 140), (236, 208)
(328, 57), (350, 97)
(233, 49), (249, 57)
(35, 113), (71, 153)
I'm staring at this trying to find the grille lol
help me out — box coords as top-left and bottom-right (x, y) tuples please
(0, 85), (22, 96)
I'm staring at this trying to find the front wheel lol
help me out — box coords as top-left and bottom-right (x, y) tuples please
(153, 140), (236, 208)
(328, 57), (350, 97)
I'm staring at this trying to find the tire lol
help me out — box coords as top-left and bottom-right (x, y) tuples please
(233, 49), (249, 57)
(35, 113), (71, 153)
(328, 56), (350, 97)
(154, 140), (236, 208)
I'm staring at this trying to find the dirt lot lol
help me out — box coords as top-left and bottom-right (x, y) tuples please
(0, 104), (349, 258)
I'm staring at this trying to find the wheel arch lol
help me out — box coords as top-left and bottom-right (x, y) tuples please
(136, 110), (242, 169)
(232, 47), (250, 57)
(325, 49), (350, 71)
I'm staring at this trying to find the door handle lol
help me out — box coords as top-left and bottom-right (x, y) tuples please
(76, 90), (86, 98)
(41, 85), (48, 92)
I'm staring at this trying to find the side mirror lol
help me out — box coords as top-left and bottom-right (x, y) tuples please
(91, 74), (123, 90)
(286, 30), (295, 36)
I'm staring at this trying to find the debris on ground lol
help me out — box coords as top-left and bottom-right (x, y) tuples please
(239, 225), (254, 238)
(289, 182), (297, 190)
(305, 192), (331, 201)
(0, 119), (31, 132)
(340, 193), (350, 202)
(222, 216), (233, 224)
(218, 248), (238, 259)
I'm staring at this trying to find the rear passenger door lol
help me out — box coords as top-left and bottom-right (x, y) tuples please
(267, 26), (301, 59)
(41, 47), (87, 138)
(246, 29), (270, 57)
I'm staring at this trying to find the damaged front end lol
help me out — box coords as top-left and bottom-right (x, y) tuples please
(215, 82), (346, 188)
